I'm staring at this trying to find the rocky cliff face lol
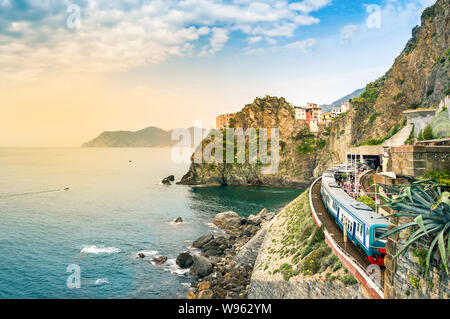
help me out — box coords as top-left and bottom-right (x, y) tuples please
(179, 96), (326, 187)
(180, 0), (449, 187)
(314, 0), (449, 176)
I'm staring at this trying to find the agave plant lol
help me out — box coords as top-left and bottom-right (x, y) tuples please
(378, 179), (450, 276)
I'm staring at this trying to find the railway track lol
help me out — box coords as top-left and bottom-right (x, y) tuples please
(310, 178), (385, 298)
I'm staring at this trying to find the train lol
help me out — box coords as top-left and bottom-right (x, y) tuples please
(320, 166), (389, 266)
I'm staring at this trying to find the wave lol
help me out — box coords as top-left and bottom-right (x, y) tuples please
(164, 258), (190, 276)
(0, 188), (67, 199)
(80, 245), (121, 255)
(95, 278), (109, 285)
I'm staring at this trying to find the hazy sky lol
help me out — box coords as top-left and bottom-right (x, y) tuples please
(0, 0), (436, 147)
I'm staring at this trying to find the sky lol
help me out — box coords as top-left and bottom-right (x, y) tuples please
(0, 0), (437, 147)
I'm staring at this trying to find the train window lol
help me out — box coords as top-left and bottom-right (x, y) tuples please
(374, 228), (387, 243)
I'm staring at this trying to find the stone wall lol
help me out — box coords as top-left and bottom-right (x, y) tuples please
(384, 216), (449, 299)
(388, 145), (450, 178)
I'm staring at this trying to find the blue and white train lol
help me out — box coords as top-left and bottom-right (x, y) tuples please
(320, 167), (389, 266)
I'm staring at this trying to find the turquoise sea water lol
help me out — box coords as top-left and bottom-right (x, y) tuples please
(0, 148), (302, 299)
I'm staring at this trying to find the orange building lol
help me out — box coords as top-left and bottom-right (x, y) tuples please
(216, 113), (236, 129)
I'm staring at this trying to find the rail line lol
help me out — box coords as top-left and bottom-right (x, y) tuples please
(309, 177), (384, 299)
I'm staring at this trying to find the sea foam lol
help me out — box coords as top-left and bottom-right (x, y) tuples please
(81, 245), (121, 255)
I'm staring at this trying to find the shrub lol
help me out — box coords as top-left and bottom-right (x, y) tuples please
(422, 124), (434, 140)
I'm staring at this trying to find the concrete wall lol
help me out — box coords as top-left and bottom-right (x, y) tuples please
(404, 109), (436, 137)
(388, 145), (450, 178)
(384, 216), (449, 299)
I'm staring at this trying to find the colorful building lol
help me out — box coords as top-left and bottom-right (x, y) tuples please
(320, 112), (333, 124)
(216, 113), (236, 130)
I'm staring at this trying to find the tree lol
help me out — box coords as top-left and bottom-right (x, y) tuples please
(423, 124), (434, 140)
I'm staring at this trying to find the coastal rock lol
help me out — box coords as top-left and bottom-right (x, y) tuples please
(152, 256), (168, 265)
(137, 253), (145, 259)
(192, 234), (214, 249)
(162, 178), (171, 185)
(247, 214), (262, 226)
(176, 252), (194, 269)
(197, 281), (211, 292)
(241, 225), (259, 237)
(189, 256), (213, 278)
(173, 217), (184, 223)
(198, 289), (213, 299)
(202, 237), (230, 256)
(186, 291), (197, 299)
(213, 212), (242, 230)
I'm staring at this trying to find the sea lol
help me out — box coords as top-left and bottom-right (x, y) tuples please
(0, 147), (302, 299)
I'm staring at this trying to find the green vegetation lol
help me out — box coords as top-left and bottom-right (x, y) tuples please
(267, 190), (356, 287)
(424, 170), (450, 186)
(368, 112), (381, 124)
(357, 196), (376, 211)
(405, 125), (415, 145)
(351, 75), (386, 106)
(410, 276), (421, 290)
(404, 25), (420, 55)
(360, 123), (402, 146)
(409, 101), (422, 109)
(296, 136), (326, 155)
(379, 180), (450, 277)
(430, 107), (450, 138)
(422, 124), (434, 140)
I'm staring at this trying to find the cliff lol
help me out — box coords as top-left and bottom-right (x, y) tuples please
(315, 0), (449, 174)
(179, 0), (449, 187)
(179, 96), (325, 187)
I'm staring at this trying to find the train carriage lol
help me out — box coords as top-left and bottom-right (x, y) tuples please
(321, 168), (389, 266)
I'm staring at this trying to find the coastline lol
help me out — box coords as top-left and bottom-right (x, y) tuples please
(182, 187), (366, 299)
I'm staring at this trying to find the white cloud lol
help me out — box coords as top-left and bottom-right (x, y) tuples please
(340, 25), (359, 44)
(285, 38), (318, 53)
(247, 36), (263, 44)
(0, 0), (332, 82)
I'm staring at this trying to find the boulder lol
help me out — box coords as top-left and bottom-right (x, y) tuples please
(197, 281), (211, 292)
(202, 237), (230, 253)
(137, 253), (146, 259)
(192, 234), (214, 249)
(162, 175), (175, 185)
(247, 214), (262, 226)
(241, 225), (259, 237)
(186, 291), (197, 299)
(257, 208), (268, 219)
(213, 212), (242, 230)
(189, 255), (213, 278)
(176, 252), (194, 269)
(198, 289), (213, 299)
(173, 217), (184, 223)
(152, 256), (168, 265)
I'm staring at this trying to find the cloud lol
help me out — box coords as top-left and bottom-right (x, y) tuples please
(0, 0), (331, 82)
(340, 25), (359, 44)
(285, 38), (318, 53)
(247, 36), (263, 44)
